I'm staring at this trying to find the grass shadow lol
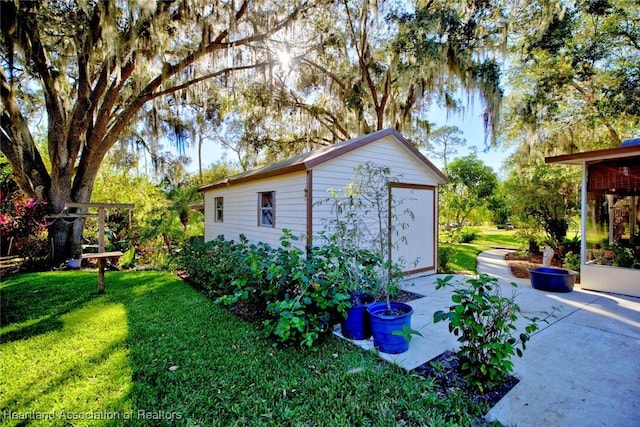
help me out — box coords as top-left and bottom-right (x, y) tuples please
(1, 315), (65, 343)
(1, 271), (98, 343)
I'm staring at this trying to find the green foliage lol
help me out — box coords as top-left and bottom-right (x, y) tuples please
(391, 325), (423, 341)
(174, 235), (251, 298)
(612, 245), (637, 268)
(563, 251), (581, 273)
(505, 164), (581, 247)
(118, 247), (135, 269)
(438, 244), (455, 273)
(440, 155), (498, 229)
(434, 275), (547, 392)
(487, 183), (511, 226)
(257, 232), (352, 348)
(419, 125), (467, 167)
(506, 0), (640, 158)
(458, 227), (479, 244)
(179, 231), (351, 348)
(559, 235), (581, 258)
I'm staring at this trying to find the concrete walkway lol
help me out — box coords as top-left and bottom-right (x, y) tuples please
(334, 249), (640, 426)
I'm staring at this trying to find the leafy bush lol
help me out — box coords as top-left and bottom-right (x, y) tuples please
(434, 275), (548, 392)
(175, 235), (251, 298)
(559, 235), (580, 258)
(438, 244), (455, 273)
(194, 230), (351, 348)
(612, 245), (637, 268)
(458, 227), (479, 243)
(562, 251), (581, 273)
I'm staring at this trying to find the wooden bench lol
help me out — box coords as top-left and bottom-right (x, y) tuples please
(81, 251), (124, 294)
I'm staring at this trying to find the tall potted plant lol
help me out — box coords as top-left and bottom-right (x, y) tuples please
(321, 162), (417, 352)
(317, 185), (379, 340)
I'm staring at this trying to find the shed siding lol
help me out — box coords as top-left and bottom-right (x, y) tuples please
(310, 136), (439, 274)
(311, 136), (440, 236)
(204, 172), (308, 248)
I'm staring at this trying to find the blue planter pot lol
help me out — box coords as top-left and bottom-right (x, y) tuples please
(367, 301), (414, 354)
(341, 294), (376, 340)
(528, 267), (577, 293)
(66, 258), (82, 269)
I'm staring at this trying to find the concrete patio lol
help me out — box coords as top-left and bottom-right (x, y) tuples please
(334, 250), (640, 426)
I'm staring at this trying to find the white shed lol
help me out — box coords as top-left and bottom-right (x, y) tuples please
(199, 128), (448, 275)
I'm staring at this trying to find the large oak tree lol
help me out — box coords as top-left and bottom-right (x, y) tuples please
(503, 0), (640, 168)
(0, 0), (310, 261)
(219, 0), (506, 161)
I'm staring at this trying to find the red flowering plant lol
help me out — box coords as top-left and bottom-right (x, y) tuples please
(0, 192), (50, 260)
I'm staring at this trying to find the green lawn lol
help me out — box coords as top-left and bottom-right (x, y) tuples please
(1, 270), (486, 426)
(444, 244), (485, 274)
(471, 227), (521, 249)
(440, 227), (522, 274)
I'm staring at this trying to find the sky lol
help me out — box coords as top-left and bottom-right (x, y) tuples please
(185, 107), (514, 179)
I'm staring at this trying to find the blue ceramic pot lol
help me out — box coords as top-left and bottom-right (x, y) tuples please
(528, 267), (577, 292)
(66, 258), (82, 269)
(367, 301), (414, 354)
(341, 294), (376, 340)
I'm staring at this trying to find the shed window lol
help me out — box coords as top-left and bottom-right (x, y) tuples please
(214, 197), (224, 222)
(258, 192), (275, 227)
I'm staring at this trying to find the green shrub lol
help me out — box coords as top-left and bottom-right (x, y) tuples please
(560, 235), (580, 257)
(458, 227), (479, 243)
(562, 251), (581, 273)
(438, 244), (455, 273)
(612, 245), (637, 268)
(215, 230), (351, 348)
(434, 274), (548, 392)
(174, 235), (251, 297)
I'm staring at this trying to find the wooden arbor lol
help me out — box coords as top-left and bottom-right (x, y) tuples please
(65, 202), (134, 293)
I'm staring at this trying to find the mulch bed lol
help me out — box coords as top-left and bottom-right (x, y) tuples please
(393, 289), (426, 303)
(505, 252), (562, 279)
(413, 350), (519, 409)
(505, 251), (581, 283)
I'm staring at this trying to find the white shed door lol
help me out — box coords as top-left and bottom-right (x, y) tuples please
(391, 186), (436, 274)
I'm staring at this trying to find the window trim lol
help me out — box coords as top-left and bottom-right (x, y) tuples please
(214, 197), (224, 223)
(258, 191), (275, 227)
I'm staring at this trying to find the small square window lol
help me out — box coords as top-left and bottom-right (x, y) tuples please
(214, 197), (223, 223)
(258, 192), (275, 227)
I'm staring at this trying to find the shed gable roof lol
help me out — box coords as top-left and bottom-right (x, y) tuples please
(199, 128), (447, 191)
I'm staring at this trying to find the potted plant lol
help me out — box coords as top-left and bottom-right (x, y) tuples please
(66, 245), (83, 269)
(317, 187), (379, 340)
(601, 238), (615, 260)
(337, 249), (379, 340)
(319, 163), (418, 351)
(612, 244), (636, 268)
(339, 163), (417, 353)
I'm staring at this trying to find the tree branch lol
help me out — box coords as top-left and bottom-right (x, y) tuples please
(0, 70), (51, 199)
(299, 58), (347, 92)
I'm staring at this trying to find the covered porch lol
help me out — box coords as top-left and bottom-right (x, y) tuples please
(546, 141), (640, 297)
